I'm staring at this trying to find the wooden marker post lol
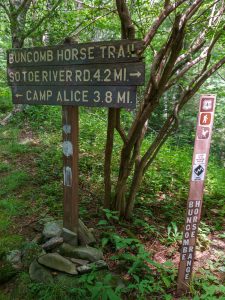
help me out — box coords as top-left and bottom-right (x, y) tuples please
(62, 39), (79, 240)
(177, 95), (216, 293)
(62, 106), (79, 237)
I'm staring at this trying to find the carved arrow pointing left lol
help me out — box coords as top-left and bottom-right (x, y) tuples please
(15, 94), (23, 98)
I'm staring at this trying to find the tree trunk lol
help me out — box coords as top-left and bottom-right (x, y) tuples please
(125, 161), (145, 219)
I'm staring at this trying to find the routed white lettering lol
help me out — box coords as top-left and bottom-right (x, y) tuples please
(185, 224), (191, 231)
(195, 201), (201, 207)
(26, 90), (32, 100)
(188, 209), (193, 216)
(193, 216), (198, 222)
(186, 260), (192, 267)
(100, 46), (107, 58)
(185, 232), (190, 239)
(185, 266), (191, 273)
(182, 254), (186, 260)
(182, 247), (188, 253)
(183, 239), (189, 246)
(88, 47), (94, 59)
(187, 253), (193, 260)
(80, 48), (86, 60)
(186, 217), (192, 224)
(9, 53), (14, 64)
(189, 201), (194, 208)
(9, 72), (14, 82)
(108, 46), (116, 58)
(189, 246), (194, 252)
(57, 92), (63, 102)
(191, 231), (196, 238)
(194, 208), (199, 215)
(118, 45), (125, 58)
(82, 91), (88, 102)
(192, 224), (197, 231)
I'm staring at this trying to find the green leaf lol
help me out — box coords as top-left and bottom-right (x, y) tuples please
(98, 220), (108, 226)
(102, 237), (109, 248)
(162, 276), (171, 288)
(106, 288), (121, 300)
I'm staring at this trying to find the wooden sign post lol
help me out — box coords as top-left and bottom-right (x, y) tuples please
(62, 106), (79, 235)
(7, 40), (145, 241)
(177, 95), (216, 294)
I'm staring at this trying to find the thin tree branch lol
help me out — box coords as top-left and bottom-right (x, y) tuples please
(190, 0), (221, 25)
(15, 0), (32, 17)
(158, 16), (185, 91)
(142, 0), (186, 52)
(201, 29), (223, 74)
(0, 2), (10, 17)
(180, 0), (203, 24)
(72, 9), (116, 38)
(166, 50), (208, 91)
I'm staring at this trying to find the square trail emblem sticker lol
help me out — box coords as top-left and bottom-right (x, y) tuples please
(192, 164), (205, 181)
(197, 126), (210, 139)
(201, 98), (214, 112)
(200, 113), (211, 125)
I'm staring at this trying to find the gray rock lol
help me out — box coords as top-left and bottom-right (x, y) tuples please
(78, 219), (96, 246)
(42, 237), (63, 251)
(6, 250), (22, 265)
(38, 253), (78, 275)
(62, 228), (78, 246)
(93, 260), (108, 269)
(43, 221), (62, 240)
(67, 258), (89, 266)
(60, 243), (103, 262)
(77, 260), (108, 274)
(29, 260), (53, 283)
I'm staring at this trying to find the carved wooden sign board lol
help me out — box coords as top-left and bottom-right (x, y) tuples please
(177, 95), (216, 293)
(7, 40), (145, 108)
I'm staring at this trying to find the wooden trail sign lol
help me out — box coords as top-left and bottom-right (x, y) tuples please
(7, 63), (145, 86)
(11, 86), (137, 108)
(7, 39), (145, 242)
(7, 40), (145, 109)
(7, 40), (144, 66)
(177, 95), (216, 293)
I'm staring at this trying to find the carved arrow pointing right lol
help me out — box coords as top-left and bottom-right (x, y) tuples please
(129, 71), (141, 78)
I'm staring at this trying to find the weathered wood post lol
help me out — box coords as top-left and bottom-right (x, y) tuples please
(177, 94), (216, 294)
(62, 106), (79, 235)
(62, 39), (79, 241)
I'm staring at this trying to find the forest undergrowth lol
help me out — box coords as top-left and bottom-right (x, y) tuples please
(0, 106), (224, 300)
